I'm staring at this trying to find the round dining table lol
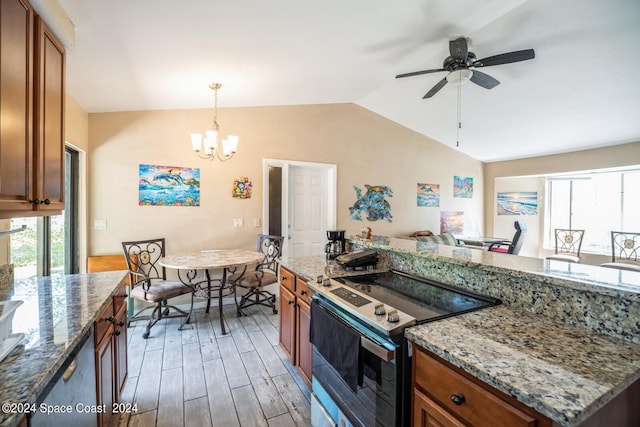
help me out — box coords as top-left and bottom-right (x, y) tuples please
(159, 249), (265, 334)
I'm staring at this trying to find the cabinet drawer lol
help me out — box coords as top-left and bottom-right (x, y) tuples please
(414, 347), (536, 427)
(113, 282), (128, 314)
(279, 267), (295, 293)
(94, 300), (114, 345)
(295, 278), (313, 304)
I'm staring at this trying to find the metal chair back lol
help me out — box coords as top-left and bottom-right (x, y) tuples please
(554, 229), (585, 257)
(610, 231), (640, 262)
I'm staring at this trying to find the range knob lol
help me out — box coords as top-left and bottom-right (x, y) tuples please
(387, 309), (400, 323)
(374, 304), (386, 315)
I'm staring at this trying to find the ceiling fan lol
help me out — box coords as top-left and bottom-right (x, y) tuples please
(396, 37), (535, 98)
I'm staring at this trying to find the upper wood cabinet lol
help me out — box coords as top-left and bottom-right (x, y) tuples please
(0, 0), (65, 218)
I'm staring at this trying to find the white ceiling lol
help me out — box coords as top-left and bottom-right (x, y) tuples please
(55, 0), (640, 162)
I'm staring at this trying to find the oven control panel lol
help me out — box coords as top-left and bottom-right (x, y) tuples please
(308, 278), (416, 336)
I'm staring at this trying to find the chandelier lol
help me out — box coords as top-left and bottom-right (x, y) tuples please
(190, 83), (238, 161)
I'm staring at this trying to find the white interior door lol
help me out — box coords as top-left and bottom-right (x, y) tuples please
(263, 159), (336, 258)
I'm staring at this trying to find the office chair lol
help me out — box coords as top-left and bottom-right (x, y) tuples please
(488, 220), (527, 255)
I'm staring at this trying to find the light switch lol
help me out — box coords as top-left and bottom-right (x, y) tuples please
(254, 218), (261, 227)
(94, 219), (107, 230)
(233, 218), (244, 228)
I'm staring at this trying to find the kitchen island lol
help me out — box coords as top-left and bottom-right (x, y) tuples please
(0, 271), (127, 427)
(280, 239), (640, 427)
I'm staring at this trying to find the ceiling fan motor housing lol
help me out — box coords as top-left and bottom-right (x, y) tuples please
(443, 52), (476, 71)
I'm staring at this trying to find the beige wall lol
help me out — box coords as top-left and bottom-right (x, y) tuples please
(65, 95), (89, 151)
(88, 103), (484, 256)
(484, 141), (640, 263)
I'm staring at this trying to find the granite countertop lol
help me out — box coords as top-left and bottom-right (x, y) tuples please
(0, 271), (127, 427)
(280, 253), (640, 427)
(352, 235), (640, 300)
(405, 307), (640, 427)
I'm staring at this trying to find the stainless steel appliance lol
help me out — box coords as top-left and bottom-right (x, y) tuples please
(325, 230), (346, 260)
(308, 270), (501, 427)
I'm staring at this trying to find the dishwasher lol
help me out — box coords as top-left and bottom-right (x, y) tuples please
(31, 329), (98, 426)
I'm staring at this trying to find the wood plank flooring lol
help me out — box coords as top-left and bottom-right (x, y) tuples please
(118, 300), (311, 427)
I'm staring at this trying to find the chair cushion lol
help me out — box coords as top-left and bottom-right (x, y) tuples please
(130, 279), (190, 302)
(489, 247), (508, 253)
(547, 253), (581, 263)
(234, 271), (278, 288)
(600, 261), (640, 272)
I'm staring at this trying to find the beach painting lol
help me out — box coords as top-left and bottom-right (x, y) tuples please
(139, 164), (200, 206)
(497, 191), (538, 215)
(440, 211), (464, 234)
(417, 183), (439, 207)
(453, 176), (473, 198)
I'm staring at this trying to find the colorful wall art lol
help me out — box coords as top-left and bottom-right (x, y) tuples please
(138, 164), (200, 206)
(349, 184), (393, 222)
(417, 183), (440, 207)
(453, 176), (473, 198)
(440, 211), (464, 234)
(497, 191), (538, 215)
(232, 176), (253, 199)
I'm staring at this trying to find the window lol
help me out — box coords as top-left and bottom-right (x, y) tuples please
(10, 146), (80, 279)
(547, 168), (640, 254)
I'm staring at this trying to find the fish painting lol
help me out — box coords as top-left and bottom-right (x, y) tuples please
(349, 184), (393, 222)
(138, 164), (200, 206)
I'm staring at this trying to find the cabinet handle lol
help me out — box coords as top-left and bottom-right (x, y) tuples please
(300, 290), (307, 295)
(105, 316), (115, 323)
(113, 330), (121, 336)
(117, 321), (125, 327)
(450, 393), (465, 406)
(29, 199), (41, 205)
(288, 300), (295, 305)
(43, 198), (51, 205)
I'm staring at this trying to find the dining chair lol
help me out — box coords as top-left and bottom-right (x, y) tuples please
(488, 220), (527, 255)
(600, 231), (640, 272)
(546, 229), (585, 263)
(231, 234), (284, 316)
(121, 238), (193, 338)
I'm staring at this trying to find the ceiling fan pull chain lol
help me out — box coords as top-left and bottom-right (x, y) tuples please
(456, 83), (462, 147)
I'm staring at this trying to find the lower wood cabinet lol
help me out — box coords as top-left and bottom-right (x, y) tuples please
(95, 282), (128, 427)
(412, 343), (551, 427)
(278, 266), (313, 386)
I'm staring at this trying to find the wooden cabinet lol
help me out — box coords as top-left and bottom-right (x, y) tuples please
(94, 282), (128, 427)
(278, 266), (314, 386)
(0, 0), (65, 218)
(412, 343), (551, 427)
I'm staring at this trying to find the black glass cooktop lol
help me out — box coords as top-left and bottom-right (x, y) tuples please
(335, 270), (501, 323)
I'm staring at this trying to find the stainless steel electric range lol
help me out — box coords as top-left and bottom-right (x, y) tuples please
(307, 269), (502, 427)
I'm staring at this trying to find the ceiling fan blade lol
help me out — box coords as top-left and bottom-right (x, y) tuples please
(423, 77), (448, 99)
(473, 49), (535, 67)
(395, 68), (446, 79)
(449, 37), (468, 62)
(470, 70), (500, 89)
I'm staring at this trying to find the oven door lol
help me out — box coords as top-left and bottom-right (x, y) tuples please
(310, 295), (403, 427)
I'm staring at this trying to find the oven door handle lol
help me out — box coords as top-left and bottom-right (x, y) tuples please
(361, 336), (395, 362)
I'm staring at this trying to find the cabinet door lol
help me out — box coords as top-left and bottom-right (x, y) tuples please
(95, 326), (115, 427)
(296, 298), (312, 386)
(0, 0), (33, 212)
(413, 388), (465, 427)
(114, 303), (128, 400)
(33, 16), (65, 212)
(279, 285), (296, 363)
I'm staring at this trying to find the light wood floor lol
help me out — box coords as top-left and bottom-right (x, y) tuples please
(118, 300), (311, 427)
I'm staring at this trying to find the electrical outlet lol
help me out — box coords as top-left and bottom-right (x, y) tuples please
(94, 219), (107, 230)
(254, 218), (261, 227)
(233, 218), (244, 228)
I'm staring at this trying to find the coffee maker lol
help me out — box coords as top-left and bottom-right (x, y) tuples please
(325, 230), (346, 260)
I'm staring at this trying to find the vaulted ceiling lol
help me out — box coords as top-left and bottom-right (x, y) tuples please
(53, 0), (640, 162)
